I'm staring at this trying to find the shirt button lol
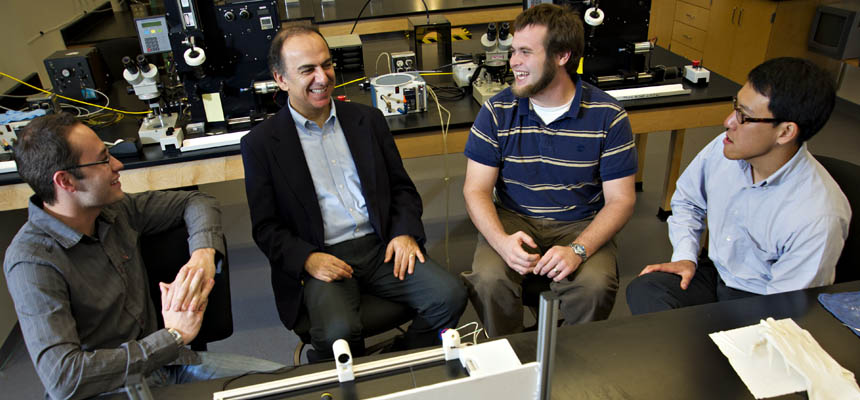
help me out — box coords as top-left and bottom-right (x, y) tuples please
(339, 184), (344, 189)
(331, 160), (336, 164)
(726, 236), (732, 242)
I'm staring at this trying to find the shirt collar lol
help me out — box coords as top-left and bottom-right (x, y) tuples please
(737, 143), (809, 187)
(26, 196), (119, 248)
(26, 196), (84, 249)
(516, 74), (584, 121)
(287, 98), (337, 133)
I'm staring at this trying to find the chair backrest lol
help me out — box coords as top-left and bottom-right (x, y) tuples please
(140, 223), (234, 349)
(815, 155), (860, 283)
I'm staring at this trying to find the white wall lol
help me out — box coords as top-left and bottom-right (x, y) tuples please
(0, 0), (108, 94)
(838, 63), (860, 106)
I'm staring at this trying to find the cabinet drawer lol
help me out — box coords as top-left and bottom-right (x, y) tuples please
(679, 0), (711, 10)
(675, 1), (710, 31)
(670, 40), (703, 62)
(672, 21), (707, 51)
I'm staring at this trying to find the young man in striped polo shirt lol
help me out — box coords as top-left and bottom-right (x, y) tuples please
(462, 3), (637, 336)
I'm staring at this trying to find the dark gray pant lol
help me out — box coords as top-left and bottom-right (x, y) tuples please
(626, 256), (758, 315)
(303, 235), (467, 357)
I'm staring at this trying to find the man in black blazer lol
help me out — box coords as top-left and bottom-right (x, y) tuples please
(241, 26), (466, 358)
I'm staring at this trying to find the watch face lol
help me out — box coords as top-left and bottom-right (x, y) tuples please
(572, 243), (586, 259)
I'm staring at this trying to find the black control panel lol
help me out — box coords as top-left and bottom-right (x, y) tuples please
(163, 0), (281, 123)
(43, 47), (110, 101)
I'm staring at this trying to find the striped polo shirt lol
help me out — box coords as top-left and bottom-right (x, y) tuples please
(465, 77), (637, 221)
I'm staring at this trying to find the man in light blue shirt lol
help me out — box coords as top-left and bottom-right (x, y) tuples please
(289, 99), (376, 246)
(627, 57), (851, 314)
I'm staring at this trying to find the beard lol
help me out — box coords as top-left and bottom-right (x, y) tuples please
(511, 54), (558, 98)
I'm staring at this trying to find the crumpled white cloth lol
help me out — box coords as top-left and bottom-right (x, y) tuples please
(710, 318), (860, 399)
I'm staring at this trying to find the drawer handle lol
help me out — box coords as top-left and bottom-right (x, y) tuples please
(738, 8), (744, 26)
(731, 7), (737, 24)
(683, 34), (693, 40)
(686, 13), (695, 20)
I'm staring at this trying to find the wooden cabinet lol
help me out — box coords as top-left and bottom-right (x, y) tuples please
(649, 0), (677, 49)
(675, 1), (710, 30)
(665, 0), (711, 62)
(703, 0), (777, 83)
(650, 1), (838, 84)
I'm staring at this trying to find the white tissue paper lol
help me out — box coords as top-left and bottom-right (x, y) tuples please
(709, 317), (860, 399)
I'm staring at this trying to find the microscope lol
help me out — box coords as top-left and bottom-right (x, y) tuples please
(472, 22), (513, 104)
(122, 55), (182, 150)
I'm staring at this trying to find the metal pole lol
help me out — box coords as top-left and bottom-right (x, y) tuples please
(536, 291), (559, 400)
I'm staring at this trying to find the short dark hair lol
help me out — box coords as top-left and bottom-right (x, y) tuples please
(267, 25), (328, 75)
(15, 113), (84, 205)
(513, 3), (584, 79)
(747, 57), (836, 143)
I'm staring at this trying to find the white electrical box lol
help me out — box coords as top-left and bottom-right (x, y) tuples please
(370, 73), (427, 116)
(390, 51), (417, 73)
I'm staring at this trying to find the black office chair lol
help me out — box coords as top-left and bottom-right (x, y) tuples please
(141, 223), (234, 351)
(815, 155), (860, 283)
(292, 295), (415, 365)
(522, 274), (554, 310)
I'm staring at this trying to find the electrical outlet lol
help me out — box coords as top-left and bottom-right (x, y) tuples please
(390, 51), (417, 73)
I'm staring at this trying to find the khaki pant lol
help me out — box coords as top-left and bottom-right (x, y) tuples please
(462, 206), (618, 337)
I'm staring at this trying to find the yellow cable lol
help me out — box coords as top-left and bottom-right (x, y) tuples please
(334, 76), (366, 89)
(0, 71), (151, 115)
(420, 72), (453, 76)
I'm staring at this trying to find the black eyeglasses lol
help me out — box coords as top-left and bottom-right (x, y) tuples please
(732, 97), (785, 125)
(59, 157), (110, 172)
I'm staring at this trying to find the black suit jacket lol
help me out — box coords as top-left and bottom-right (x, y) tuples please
(240, 99), (426, 329)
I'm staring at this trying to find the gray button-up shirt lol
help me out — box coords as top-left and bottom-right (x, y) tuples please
(4, 191), (223, 399)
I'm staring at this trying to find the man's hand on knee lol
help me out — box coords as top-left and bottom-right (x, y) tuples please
(492, 231), (539, 275)
(638, 260), (697, 290)
(304, 252), (354, 282)
(534, 245), (583, 282)
(384, 235), (425, 281)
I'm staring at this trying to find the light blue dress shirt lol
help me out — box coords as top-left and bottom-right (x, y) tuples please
(668, 132), (851, 295)
(288, 100), (375, 246)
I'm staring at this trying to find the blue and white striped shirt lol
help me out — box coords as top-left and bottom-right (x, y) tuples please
(465, 78), (637, 221)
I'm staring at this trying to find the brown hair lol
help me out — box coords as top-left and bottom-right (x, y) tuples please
(513, 3), (584, 79)
(15, 113), (84, 204)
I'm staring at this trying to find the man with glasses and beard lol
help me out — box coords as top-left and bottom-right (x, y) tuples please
(461, 3), (637, 336)
(626, 57), (850, 314)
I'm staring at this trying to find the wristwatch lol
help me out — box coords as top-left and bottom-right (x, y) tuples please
(569, 243), (588, 262)
(167, 328), (184, 347)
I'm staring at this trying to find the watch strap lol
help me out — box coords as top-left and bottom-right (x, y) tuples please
(167, 328), (184, 347)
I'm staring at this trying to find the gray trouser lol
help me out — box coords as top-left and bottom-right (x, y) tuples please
(462, 206), (618, 337)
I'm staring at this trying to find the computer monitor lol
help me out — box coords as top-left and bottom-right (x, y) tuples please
(808, 3), (860, 60)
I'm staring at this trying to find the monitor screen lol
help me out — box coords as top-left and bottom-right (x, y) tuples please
(813, 13), (846, 48)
